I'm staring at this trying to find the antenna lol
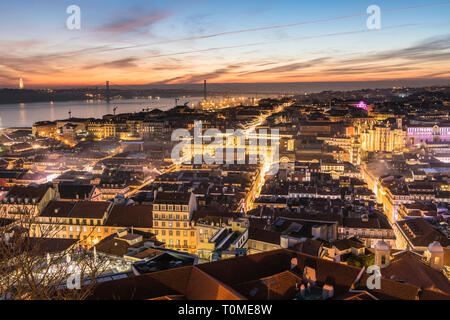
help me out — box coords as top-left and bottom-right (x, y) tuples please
(68, 110), (72, 119)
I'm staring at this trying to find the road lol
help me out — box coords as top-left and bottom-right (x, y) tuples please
(242, 103), (289, 213)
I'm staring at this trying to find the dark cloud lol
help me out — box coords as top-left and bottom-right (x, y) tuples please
(324, 65), (416, 75)
(242, 58), (329, 75)
(0, 69), (20, 83)
(84, 58), (140, 70)
(97, 12), (171, 34)
(160, 65), (242, 84)
(343, 34), (450, 64)
(0, 56), (63, 75)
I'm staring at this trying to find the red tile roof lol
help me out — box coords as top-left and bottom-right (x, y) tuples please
(105, 204), (153, 228)
(154, 192), (191, 205)
(6, 185), (51, 201)
(234, 270), (304, 300)
(382, 251), (450, 294)
(40, 201), (110, 219)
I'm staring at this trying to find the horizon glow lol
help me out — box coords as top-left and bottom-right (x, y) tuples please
(0, 0), (449, 88)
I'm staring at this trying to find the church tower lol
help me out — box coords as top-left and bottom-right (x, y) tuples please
(425, 241), (444, 270)
(375, 240), (391, 268)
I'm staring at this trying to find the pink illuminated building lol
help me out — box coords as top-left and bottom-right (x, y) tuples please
(351, 101), (368, 111)
(407, 124), (450, 145)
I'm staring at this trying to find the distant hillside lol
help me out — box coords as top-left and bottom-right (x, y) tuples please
(0, 88), (203, 105)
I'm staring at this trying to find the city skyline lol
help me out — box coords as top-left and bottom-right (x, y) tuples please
(1, 0), (450, 305)
(1, 0), (450, 87)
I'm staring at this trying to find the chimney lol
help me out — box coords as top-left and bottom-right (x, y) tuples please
(322, 284), (334, 299)
(300, 284), (306, 297)
(303, 266), (317, 285)
(290, 257), (298, 270)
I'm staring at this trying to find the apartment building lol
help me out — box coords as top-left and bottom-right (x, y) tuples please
(0, 184), (58, 218)
(151, 192), (198, 254)
(33, 201), (153, 247)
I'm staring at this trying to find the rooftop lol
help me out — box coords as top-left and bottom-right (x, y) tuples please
(154, 192), (191, 205)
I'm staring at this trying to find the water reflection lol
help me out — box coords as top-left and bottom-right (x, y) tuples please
(0, 97), (202, 129)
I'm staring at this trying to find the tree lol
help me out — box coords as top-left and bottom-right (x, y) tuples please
(0, 206), (111, 300)
(346, 253), (375, 268)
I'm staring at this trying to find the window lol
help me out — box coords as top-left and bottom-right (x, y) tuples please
(190, 231), (195, 237)
(83, 227), (87, 233)
(175, 206), (181, 211)
(169, 231), (173, 236)
(154, 221), (158, 227)
(160, 205), (166, 211)
(162, 230), (166, 235)
(168, 205), (173, 211)
(176, 231), (180, 236)
(153, 205), (159, 210)
(169, 222), (172, 227)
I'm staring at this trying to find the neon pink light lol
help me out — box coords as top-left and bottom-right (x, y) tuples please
(355, 101), (368, 111)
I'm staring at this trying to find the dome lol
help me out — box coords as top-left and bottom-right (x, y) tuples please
(427, 241), (444, 253)
(375, 241), (390, 251)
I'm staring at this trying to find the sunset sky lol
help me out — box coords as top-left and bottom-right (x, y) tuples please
(0, 0), (449, 87)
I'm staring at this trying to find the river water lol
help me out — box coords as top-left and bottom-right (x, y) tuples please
(0, 97), (203, 129)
